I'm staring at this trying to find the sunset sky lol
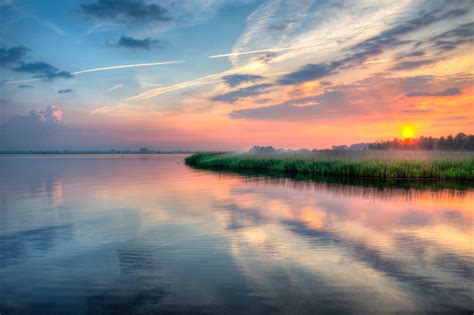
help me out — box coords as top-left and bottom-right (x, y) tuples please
(1, 0), (473, 150)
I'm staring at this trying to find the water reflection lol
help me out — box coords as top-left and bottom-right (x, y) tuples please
(0, 154), (472, 314)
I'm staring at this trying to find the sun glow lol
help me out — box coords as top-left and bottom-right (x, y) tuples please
(402, 126), (415, 139)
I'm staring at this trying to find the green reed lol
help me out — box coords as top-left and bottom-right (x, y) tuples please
(185, 151), (474, 180)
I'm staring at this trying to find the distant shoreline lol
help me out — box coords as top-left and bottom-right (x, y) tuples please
(0, 151), (197, 155)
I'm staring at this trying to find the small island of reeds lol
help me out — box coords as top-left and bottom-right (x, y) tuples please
(185, 148), (474, 181)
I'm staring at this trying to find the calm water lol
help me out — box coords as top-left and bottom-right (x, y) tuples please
(0, 154), (473, 314)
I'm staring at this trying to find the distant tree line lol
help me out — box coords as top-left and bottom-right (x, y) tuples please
(248, 133), (474, 154)
(368, 133), (474, 151)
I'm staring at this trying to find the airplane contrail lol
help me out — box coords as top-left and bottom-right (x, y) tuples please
(127, 79), (223, 101)
(209, 47), (296, 58)
(208, 43), (338, 59)
(127, 67), (289, 101)
(3, 78), (41, 84)
(72, 60), (184, 75)
(126, 67), (243, 101)
(106, 83), (124, 92)
(4, 60), (184, 84)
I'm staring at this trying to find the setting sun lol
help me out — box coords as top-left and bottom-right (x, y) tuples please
(402, 126), (415, 139)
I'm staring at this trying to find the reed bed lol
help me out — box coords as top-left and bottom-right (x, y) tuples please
(185, 151), (474, 180)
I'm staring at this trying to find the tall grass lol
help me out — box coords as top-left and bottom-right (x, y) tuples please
(185, 151), (474, 180)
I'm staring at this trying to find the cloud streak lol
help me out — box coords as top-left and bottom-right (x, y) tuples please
(277, 63), (337, 85)
(404, 88), (462, 97)
(429, 22), (474, 52)
(212, 84), (273, 103)
(222, 74), (264, 87)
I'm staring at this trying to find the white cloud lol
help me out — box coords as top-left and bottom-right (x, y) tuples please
(0, 105), (64, 149)
(229, 0), (415, 66)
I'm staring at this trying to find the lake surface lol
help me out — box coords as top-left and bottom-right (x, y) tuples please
(0, 154), (472, 314)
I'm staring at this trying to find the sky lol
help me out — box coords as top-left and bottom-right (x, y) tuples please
(0, 0), (473, 150)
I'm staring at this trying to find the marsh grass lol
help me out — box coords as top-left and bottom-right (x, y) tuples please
(185, 151), (474, 180)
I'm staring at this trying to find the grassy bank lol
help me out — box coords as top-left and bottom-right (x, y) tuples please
(185, 151), (474, 180)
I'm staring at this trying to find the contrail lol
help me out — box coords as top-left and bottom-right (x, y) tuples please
(127, 66), (289, 101)
(127, 67), (242, 101)
(209, 47), (296, 58)
(127, 79), (223, 101)
(4, 78), (41, 84)
(4, 60), (184, 84)
(72, 60), (184, 74)
(208, 43), (337, 59)
(106, 83), (124, 92)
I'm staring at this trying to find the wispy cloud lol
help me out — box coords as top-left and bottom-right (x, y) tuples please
(31, 16), (79, 43)
(37, 19), (68, 37)
(228, 0), (414, 66)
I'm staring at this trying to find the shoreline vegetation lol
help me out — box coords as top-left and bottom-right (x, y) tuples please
(188, 164), (474, 191)
(185, 150), (474, 181)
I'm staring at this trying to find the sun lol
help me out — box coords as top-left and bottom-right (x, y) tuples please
(402, 126), (415, 139)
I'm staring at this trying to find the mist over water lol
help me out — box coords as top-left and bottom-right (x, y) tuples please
(0, 154), (472, 314)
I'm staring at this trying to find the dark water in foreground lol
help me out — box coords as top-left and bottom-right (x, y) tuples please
(0, 154), (472, 314)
